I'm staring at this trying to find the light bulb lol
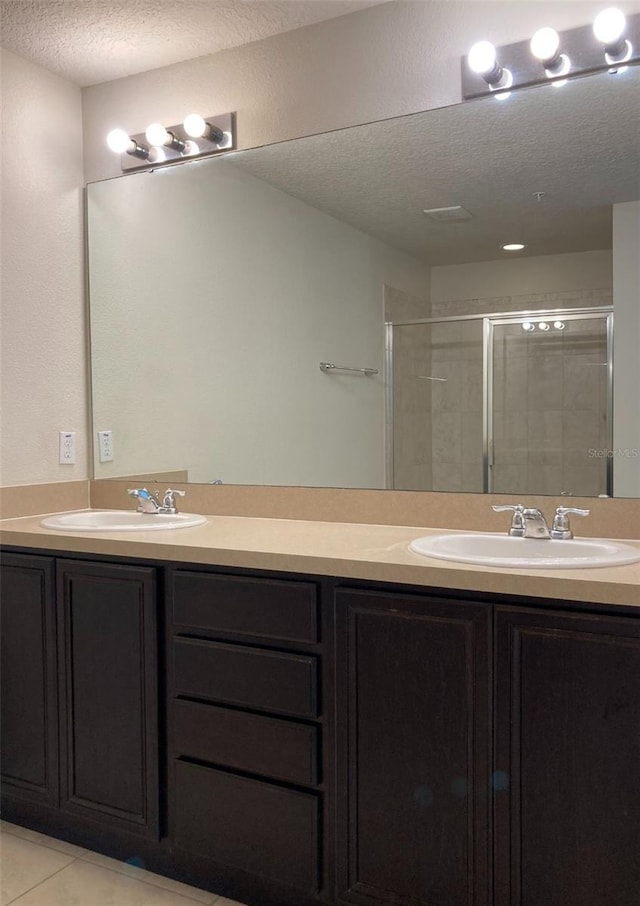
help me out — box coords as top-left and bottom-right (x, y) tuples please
(553, 321), (566, 330)
(593, 7), (626, 44)
(502, 243), (526, 251)
(522, 322), (535, 332)
(530, 27), (560, 62)
(468, 41), (498, 75)
(106, 128), (133, 154)
(183, 140), (200, 156)
(183, 113), (207, 138)
(145, 123), (171, 146)
(538, 321), (550, 331)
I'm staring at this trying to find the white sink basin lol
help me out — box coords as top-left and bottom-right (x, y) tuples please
(41, 510), (207, 532)
(409, 533), (640, 569)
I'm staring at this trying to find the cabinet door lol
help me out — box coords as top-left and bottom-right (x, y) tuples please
(495, 607), (640, 906)
(0, 553), (58, 807)
(336, 588), (491, 906)
(58, 560), (159, 839)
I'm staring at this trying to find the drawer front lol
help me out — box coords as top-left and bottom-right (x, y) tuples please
(174, 760), (319, 892)
(174, 638), (318, 718)
(172, 571), (318, 644)
(173, 699), (318, 786)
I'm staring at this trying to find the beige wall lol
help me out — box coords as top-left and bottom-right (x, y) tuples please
(431, 250), (612, 306)
(89, 160), (428, 487)
(82, 2), (630, 184)
(3, 1), (640, 488)
(0, 49), (86, 486)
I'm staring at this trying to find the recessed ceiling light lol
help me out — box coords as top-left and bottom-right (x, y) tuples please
(502, 243), (526, 251)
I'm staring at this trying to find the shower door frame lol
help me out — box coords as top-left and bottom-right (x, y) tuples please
(385, 306), (614, 496)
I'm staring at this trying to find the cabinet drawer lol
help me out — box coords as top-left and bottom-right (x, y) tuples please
(173, 699), (318, 786)
(172, 571), (318, 644)
(174, 638), (318, 718)
(174, 760), (319, 892)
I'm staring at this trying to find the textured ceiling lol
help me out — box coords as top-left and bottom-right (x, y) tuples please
(0, 0), (385, 86)
(229, 66), (640, 265)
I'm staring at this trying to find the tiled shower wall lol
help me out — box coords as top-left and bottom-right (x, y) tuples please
(428, 320), (484, 492)
(391, 289), (611, 495)
(492, 316), (609, 497)
(430, 288), (612, 318)
(385, 286), (432, 490)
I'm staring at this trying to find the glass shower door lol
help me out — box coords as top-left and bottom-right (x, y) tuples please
(488, 313), (612, 497)
(389, 319), (484, 491)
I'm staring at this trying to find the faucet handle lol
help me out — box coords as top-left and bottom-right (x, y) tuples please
(128, 487), (156, 500)
(127, 487), (160, 514)
(551, 506), (590, 540)
(492, 503), (526, 537)
(161, 488), (186, 512)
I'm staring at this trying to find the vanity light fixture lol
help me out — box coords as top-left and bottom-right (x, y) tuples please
(522, 319), (566, 332)
(105, 112), (236, 172)
(463, 11), (639, 100)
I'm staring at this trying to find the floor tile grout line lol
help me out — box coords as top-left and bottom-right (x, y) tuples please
(1, 829), (232, 905)
(3, 858), (79, 906)
(75, 854), (217, 904)
(0, 825), (88, 859)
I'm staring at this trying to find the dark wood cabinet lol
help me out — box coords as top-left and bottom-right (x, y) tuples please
(57, 560), (159, 839)
(0, 553), (58, 808)
(174, 760), (320, 892)
(494, 606), (640, 906)
(173, 636), (318, 718)
(167, 567), (328, 904)
(335, 587), (491, 906)
(3, 545), (640, 906)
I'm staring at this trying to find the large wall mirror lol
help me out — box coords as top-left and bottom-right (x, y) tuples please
(87, 66), (640, 497)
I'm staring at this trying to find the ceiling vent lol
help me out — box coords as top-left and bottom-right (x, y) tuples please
(422, 205), (473, 222)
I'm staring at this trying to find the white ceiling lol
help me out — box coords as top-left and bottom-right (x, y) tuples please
(230, 66), (640, 265)
(0, 0), (385, 86)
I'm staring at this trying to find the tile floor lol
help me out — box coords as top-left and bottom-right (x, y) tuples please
(0, 821), (248, 906)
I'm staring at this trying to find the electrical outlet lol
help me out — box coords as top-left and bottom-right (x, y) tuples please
(59, 431), (76, 464)
(98, 430), (114, 463)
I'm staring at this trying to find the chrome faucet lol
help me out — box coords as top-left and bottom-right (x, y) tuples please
(520, 508), (552, 539)
(493, 503), (590, 540)
(128, 487), (161, 514)
(493, 504), (551, 538)
(128, 487), (186, 515)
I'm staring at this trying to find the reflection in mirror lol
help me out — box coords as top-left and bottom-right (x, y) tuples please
(87, 66), (640, 496)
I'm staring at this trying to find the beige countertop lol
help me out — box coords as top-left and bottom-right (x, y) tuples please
(1, 511), (639, 608)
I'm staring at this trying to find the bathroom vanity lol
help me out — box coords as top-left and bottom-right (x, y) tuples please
(1, 515), (639, 906)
